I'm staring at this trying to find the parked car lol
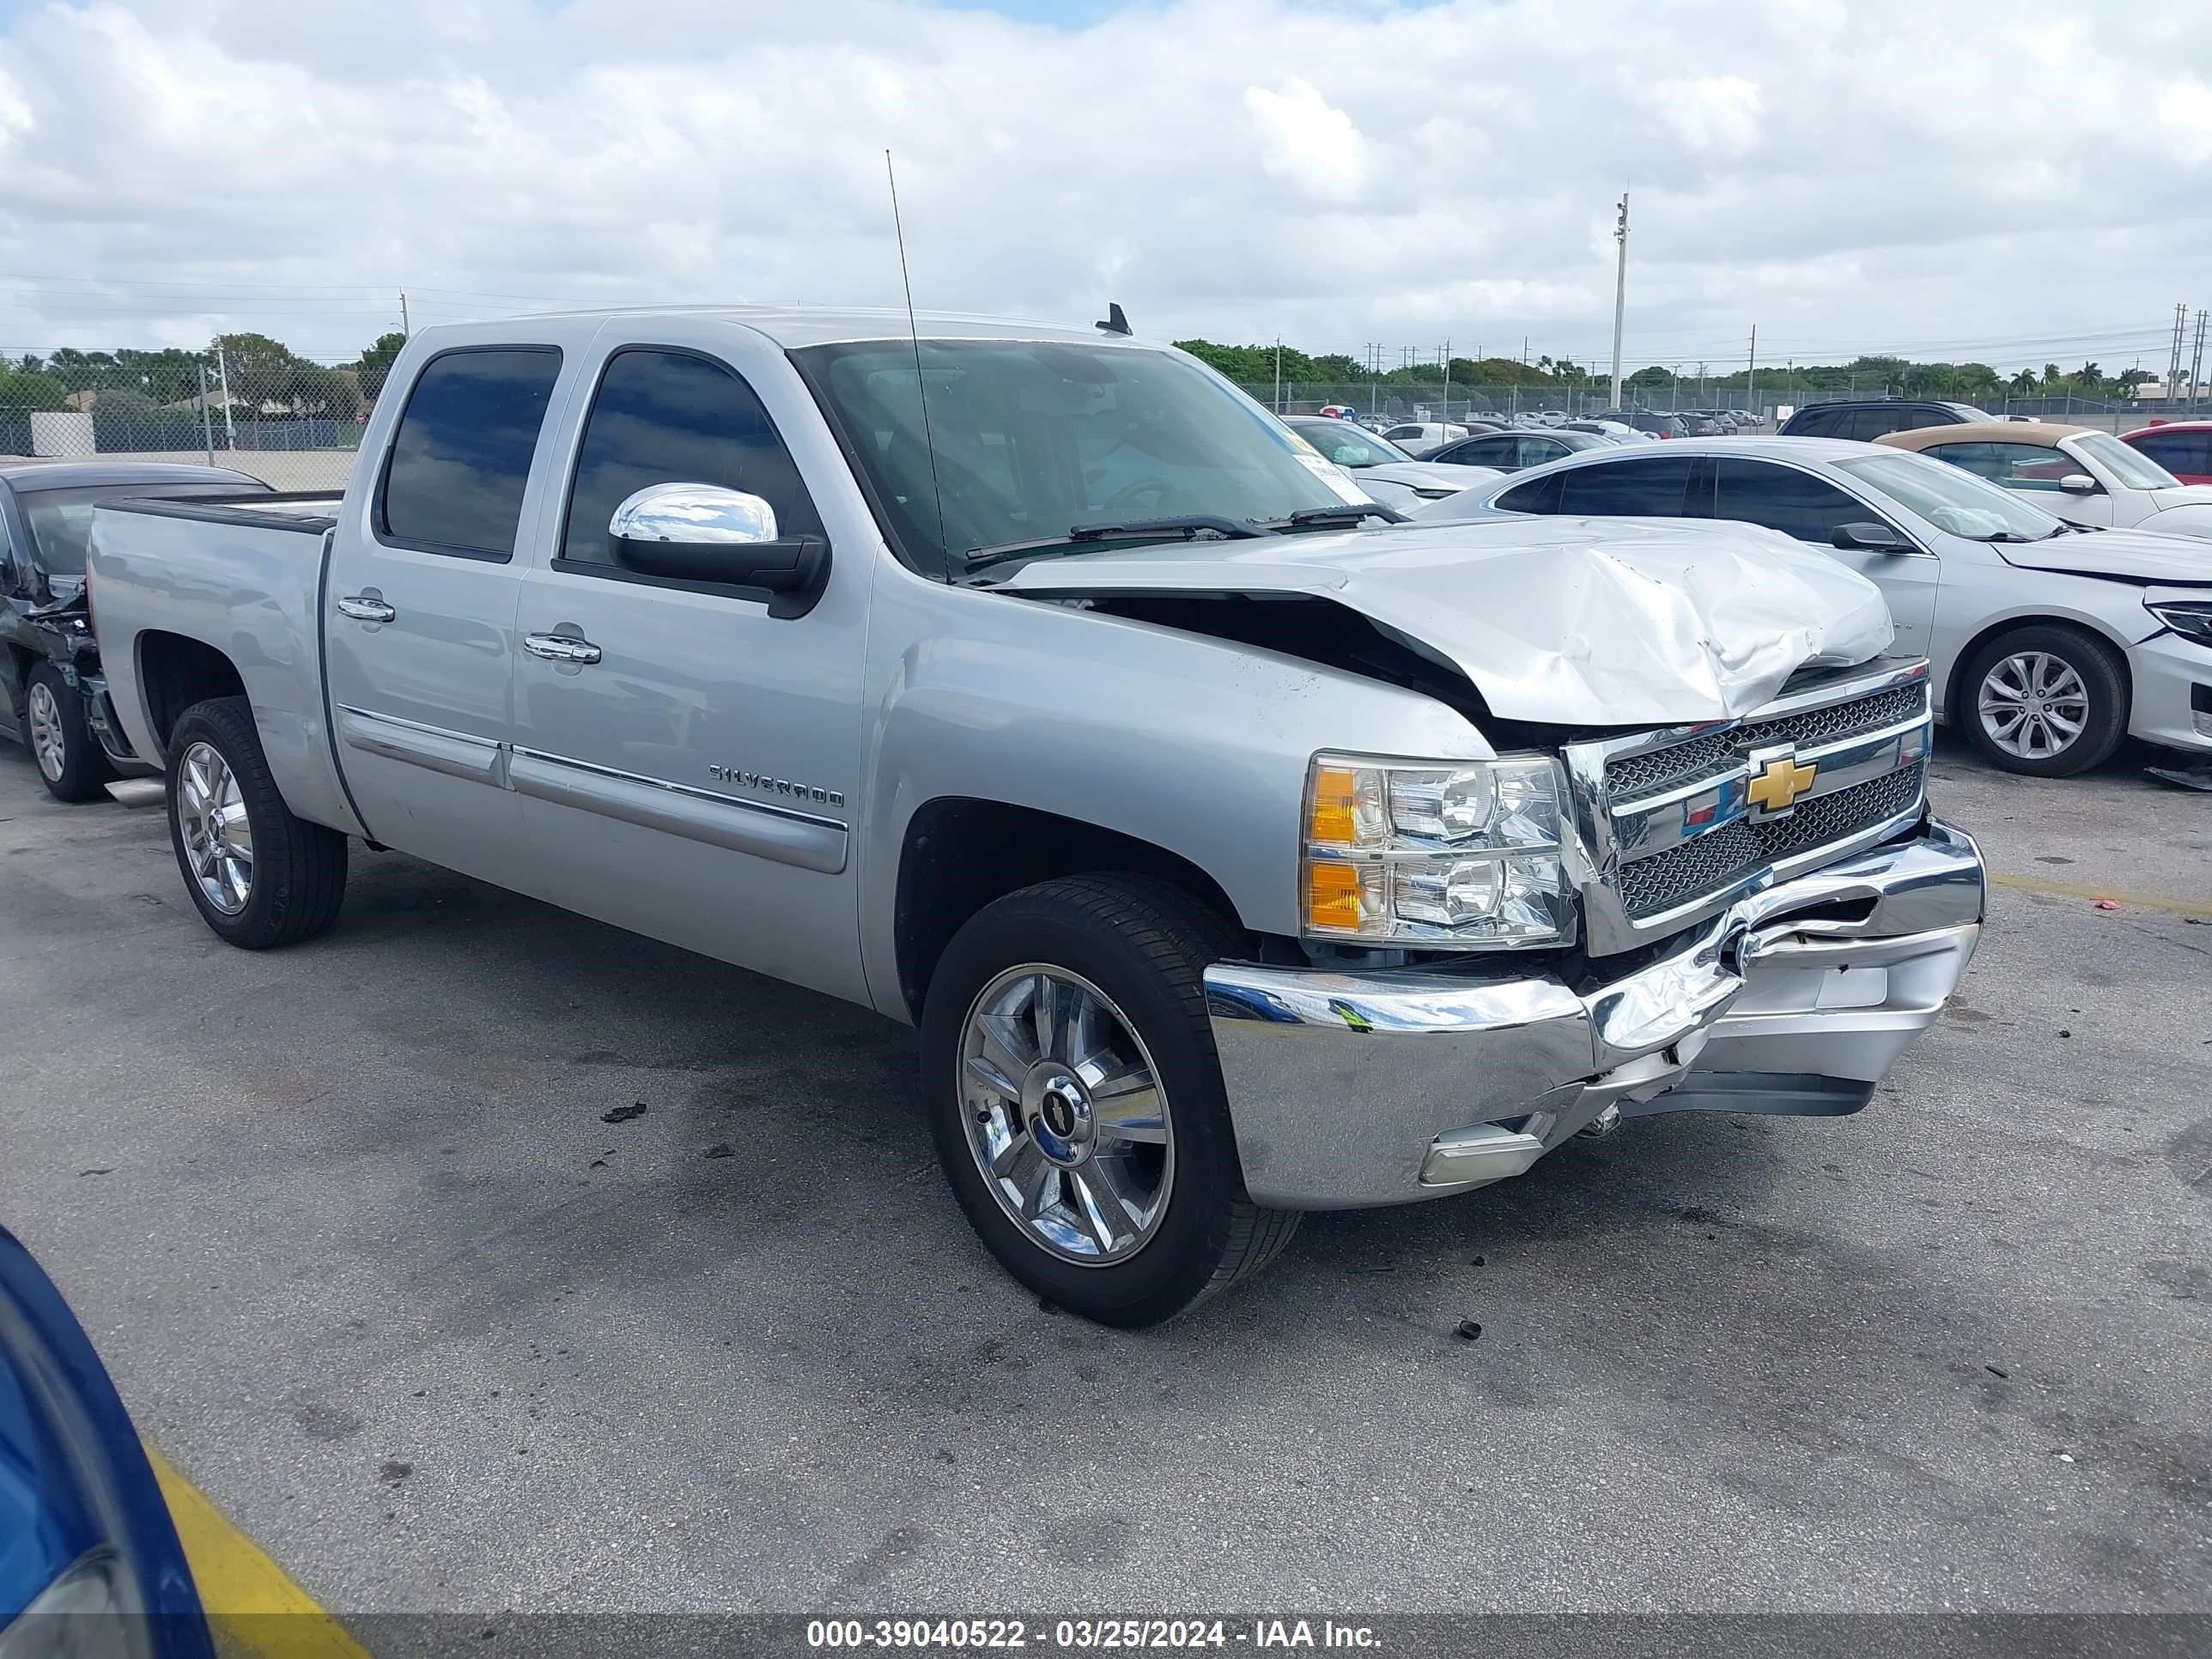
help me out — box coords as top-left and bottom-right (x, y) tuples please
(1875, 422), (2212, 539)
(0, 1223), (216, 1658)
(1564, 419), (1649, 442)
(1778, 399), (1996, 441)
(1425, 428), (1620, 471)
(1376, 421), (1468, 457)
(1, 462), (269, 800)
(1419, 436), (2212, 776)
(88, 308), (1983, 1326)
(1283, 416), (1500, 508)
(1628, 411), (1692, 440)
(2121, 420), (2212, 485)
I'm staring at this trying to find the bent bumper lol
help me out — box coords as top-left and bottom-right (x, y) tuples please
(1203, 815), (1984, 1209)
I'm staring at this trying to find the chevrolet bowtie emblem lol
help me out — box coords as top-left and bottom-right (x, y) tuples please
(1747, 751), (1819, 814)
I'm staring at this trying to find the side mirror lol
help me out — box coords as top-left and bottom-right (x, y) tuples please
(1832, 521), (1913, 554)
(2059, 473), (2100, 495)
(610, 483), (829, 617)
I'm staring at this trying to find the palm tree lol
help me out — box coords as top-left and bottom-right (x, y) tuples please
(2075, 362), (2103, 396)
(2008, 368), (2039, 395)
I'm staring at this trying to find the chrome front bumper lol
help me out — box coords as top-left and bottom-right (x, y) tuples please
(1203, 815), (1984, 1209)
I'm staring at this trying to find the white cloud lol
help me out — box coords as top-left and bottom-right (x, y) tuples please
(0, 0), (2207, 374)
(1244, 78), (1369, 204)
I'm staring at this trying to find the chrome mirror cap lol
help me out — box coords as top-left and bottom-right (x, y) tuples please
(610, 482), (778, 546)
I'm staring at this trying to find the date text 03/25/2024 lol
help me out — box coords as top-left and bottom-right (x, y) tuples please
(805, 1619), (1382, 1650)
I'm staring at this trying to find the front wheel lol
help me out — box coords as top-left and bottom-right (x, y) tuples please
(1959, 623), (2128, 777)
(920, 876), (1298, 1328)
(24, 662), (116, 803)
(166, 696), (348, 948)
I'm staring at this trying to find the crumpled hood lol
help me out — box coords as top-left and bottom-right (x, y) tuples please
(993, 516), (1894, 725)
(1998, 527), (2212, 586)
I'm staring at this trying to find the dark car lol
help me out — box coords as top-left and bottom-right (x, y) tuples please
(1627, 411), (1692, 440)
(1426, 428), (1618, 471)
(1778, 399), (1995, 441)
(1, 463), (268, 800)
(1, 1224), (216, 1657)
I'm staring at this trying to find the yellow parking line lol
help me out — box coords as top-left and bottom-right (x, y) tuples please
(144, 1442), (371, 1658)
(1990, 871), (2212, 919)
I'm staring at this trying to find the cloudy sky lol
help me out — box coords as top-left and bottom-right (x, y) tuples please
(3, 0), (2210, 374)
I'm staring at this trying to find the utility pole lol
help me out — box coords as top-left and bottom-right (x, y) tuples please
(2191, 310), (2208, 416)
(1441, 338), (1451, 424)
(198, 363), (215, 466)
(1746, 325), (1758, 420)
(1697, 362), (1706, 404)
(1273, 337), (1282, 414)
(1608, 191), (1629, 416)
(2168, 302), (2188, 404)
(399, 289), (411, 338)
(215, 339), (236, 449)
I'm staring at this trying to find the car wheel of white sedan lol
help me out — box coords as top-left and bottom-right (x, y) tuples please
(1960, 623), (2128, 778)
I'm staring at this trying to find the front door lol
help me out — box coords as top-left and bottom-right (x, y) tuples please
(322, 345), (566, 882)
(1710, 457), (1939, 657)
(509, 332), (872, 1005)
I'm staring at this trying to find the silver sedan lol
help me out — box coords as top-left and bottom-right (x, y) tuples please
(1282, 417), (1500, 511)
(1416, 435), (2212, 776)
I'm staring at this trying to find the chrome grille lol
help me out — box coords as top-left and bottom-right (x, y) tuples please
(1565, 660), (1935, 951)
(1606, 681), (1929, 802)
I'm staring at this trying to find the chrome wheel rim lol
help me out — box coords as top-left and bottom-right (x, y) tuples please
(26, 682), (65, 782)
(958, 964), (1174, 1266)
(1978, 651), (2089, 761)
(177, 741), (254, 915)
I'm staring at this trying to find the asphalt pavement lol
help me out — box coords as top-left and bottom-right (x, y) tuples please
(1, 738), (2207, 1615)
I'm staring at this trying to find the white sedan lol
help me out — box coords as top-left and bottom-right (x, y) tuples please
(1876, 421), (2212, 539)
(1416, 434), (2212, 776)
(1282, 417), (1499, 510)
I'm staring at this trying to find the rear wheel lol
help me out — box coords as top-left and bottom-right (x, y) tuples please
(920, 876), (1298, 1328)
(166, 696), (348, 947)
(1959, 623), (2128, 777)
(24, 662), (115, 803)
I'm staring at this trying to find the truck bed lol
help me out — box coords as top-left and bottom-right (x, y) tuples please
(87, 493), (365, 839)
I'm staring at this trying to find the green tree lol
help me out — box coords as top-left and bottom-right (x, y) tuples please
(353, 331), (409, 402)
(284, 362), (362, 420)
(210, 331), (298, 407)
(0, 366), (70, 410)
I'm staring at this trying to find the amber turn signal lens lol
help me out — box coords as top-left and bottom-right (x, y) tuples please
(1309, 766), (1359, 846)
(1305, 860), (1364, 931)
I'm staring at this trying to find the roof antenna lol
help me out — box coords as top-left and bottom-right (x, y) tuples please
(1096, 301), (1131, 336)
(885, 149), (948, 564)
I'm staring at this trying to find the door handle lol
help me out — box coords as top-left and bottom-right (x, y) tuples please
(337, 595), (396, 623)
(522, 632), (603, 665)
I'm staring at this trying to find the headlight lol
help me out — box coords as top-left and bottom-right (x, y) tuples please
(1302, 754), (1576, 946)
(2147, 599), (2212, 647)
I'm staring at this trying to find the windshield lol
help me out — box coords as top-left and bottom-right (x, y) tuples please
(797, 340), (1355, 571)
(1288, 420), (1408, 469)
(1836, 451), (2067, 541)
(19, 482), (264, 574)
(2073, 430), (2179, 490)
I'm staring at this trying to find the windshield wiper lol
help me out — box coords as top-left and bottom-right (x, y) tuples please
(963, 515), (1275, 572)
(1255, 502), (1407, 530)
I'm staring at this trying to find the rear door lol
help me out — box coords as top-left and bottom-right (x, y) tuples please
(1711, 457), (1937, 656)
(508, 326), (872, 1004)
(323, 344), (568, 881)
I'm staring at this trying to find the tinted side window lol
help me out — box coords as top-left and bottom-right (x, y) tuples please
(561, 349), (823, 569)
(1849, 407), (1934, 442)
(1555, 456), (1695, 516)
(1455, 436), (1515, 466)
(1785, 407), (1844, 438)
(1713, 458), (1875, 543)
(379, 349), (562, 558)
(1496, 470), (1563, 514)
(2133, 432), (2212, 477)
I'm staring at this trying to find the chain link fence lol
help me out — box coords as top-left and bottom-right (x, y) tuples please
(1, 354), (369, 491)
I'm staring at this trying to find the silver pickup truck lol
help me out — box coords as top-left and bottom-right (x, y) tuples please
(86, 307), (1985, 1325)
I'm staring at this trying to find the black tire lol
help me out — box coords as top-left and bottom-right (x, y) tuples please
(920, 875), (1299, 1328)
(24, 661), (116, 804)
(1956, 623), (2129, 777)
(166, 696), (348, 948)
